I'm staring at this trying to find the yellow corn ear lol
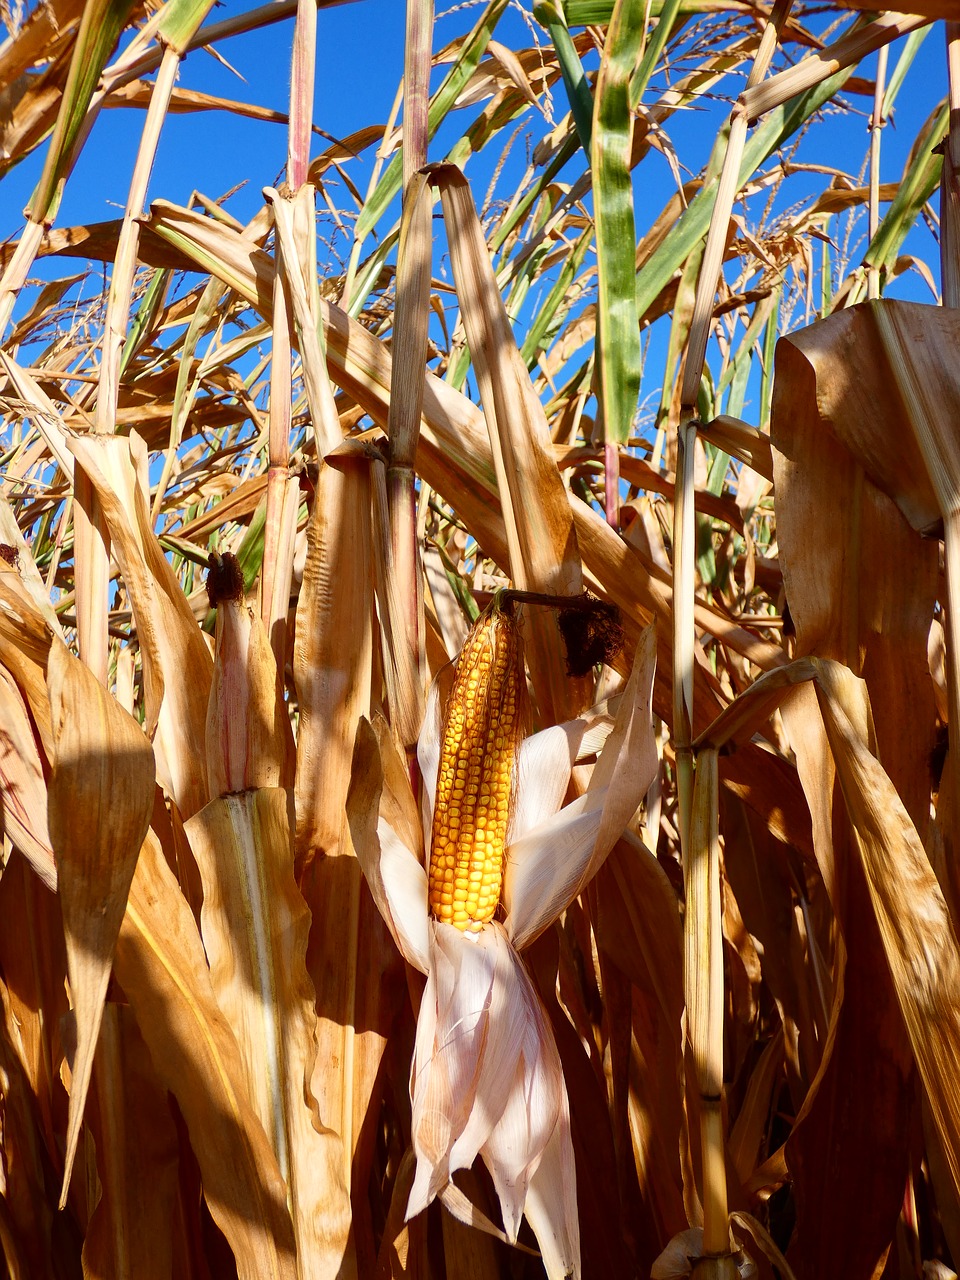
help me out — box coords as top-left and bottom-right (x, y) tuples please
(428, 607), (525, 932)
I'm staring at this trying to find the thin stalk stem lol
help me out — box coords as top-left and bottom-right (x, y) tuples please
(384, 0), (433, 751)
(674, 7), (793, 1264)
(261, 270), (295, 669)
(96, 47), (180, 435)
(288, 0), (317, 188)
(685, 748), (728, 1261)
(866, 45), (889, 301)
(344, 84), (404, 306)
(942, 24), (960, 308)
(672, 411), (697, 854)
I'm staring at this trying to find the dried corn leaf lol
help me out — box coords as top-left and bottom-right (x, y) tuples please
(814, 658), (960, 1206)
(266, 185), (341, 458)
(81, 1003), (179, 1280)
(772, 329), (929, 1274)
(0, 849), (69, 1177)
(184, 789), (355, 1279)
(46, 637), (155, 1206)
(431, 163), (588, 720)
(67, 431), (212, 818)
(114, 829), (298, 1280)
(0, 666), (55, 891)
(293, 450), (398, 1191)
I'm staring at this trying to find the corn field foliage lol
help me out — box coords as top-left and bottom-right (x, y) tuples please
(2, 0), (960, 1277)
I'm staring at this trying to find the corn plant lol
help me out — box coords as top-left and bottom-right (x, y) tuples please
(1, 1), (960, 1278)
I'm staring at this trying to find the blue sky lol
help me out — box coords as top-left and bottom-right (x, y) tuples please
(0, 2), (951, 438)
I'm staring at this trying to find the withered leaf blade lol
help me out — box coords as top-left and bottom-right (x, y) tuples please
(67, 431), (213, 818)
(0, 665), (56, 891)
(46, 637), (155, 1208)
(81, 1003), (179, 1280)
(814, 658), (960, 1206)
(115, 829), (298, 1280)
(430, 162), (588, 721)
(184, 788), (355, 1279)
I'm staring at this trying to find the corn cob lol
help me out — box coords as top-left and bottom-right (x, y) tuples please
(428, 606), (525, 932)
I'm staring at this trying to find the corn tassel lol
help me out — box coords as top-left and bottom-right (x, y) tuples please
(428, 605), (525, 932)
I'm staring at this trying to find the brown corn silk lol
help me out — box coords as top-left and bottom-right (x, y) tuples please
(428, 605), (526, 932)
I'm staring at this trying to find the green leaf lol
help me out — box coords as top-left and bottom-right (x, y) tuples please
(863, 100), (947, 283)
(353, 0), (508, 242)
(591, 0), (644, 446)
(31, 0), (139, 222)
(157, 0), (218, 55)
(536, 3), (594, 154)
(635, 64), (859, 324)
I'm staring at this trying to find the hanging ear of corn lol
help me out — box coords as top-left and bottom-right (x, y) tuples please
(428, 604), (526, 932)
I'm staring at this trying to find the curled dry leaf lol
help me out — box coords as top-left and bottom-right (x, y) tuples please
(46, 638), (155, 1207)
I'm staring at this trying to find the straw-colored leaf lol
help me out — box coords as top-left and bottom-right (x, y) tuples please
(266, 185), (342, 457)
(46, 637), (155, 1207)
(814, 658), (960, 1204)
(0, 664), (55, 891)
(66, 431), (213, 818)
(81, 1003), (179, 1280)
(184, 789), (355, 1278)
(292, 447), (395, 1196)
(114, 829), (299, 1280)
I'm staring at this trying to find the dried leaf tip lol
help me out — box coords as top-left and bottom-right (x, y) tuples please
(205, 552), (245, 608)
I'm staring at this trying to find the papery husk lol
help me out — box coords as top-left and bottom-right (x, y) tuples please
(46, 637), (155, 1208)
(114, 829), (298, 1280)
(207, 589), (295, 799)
(184, 789), (355, 1279)
(502, 624), (658, 950)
